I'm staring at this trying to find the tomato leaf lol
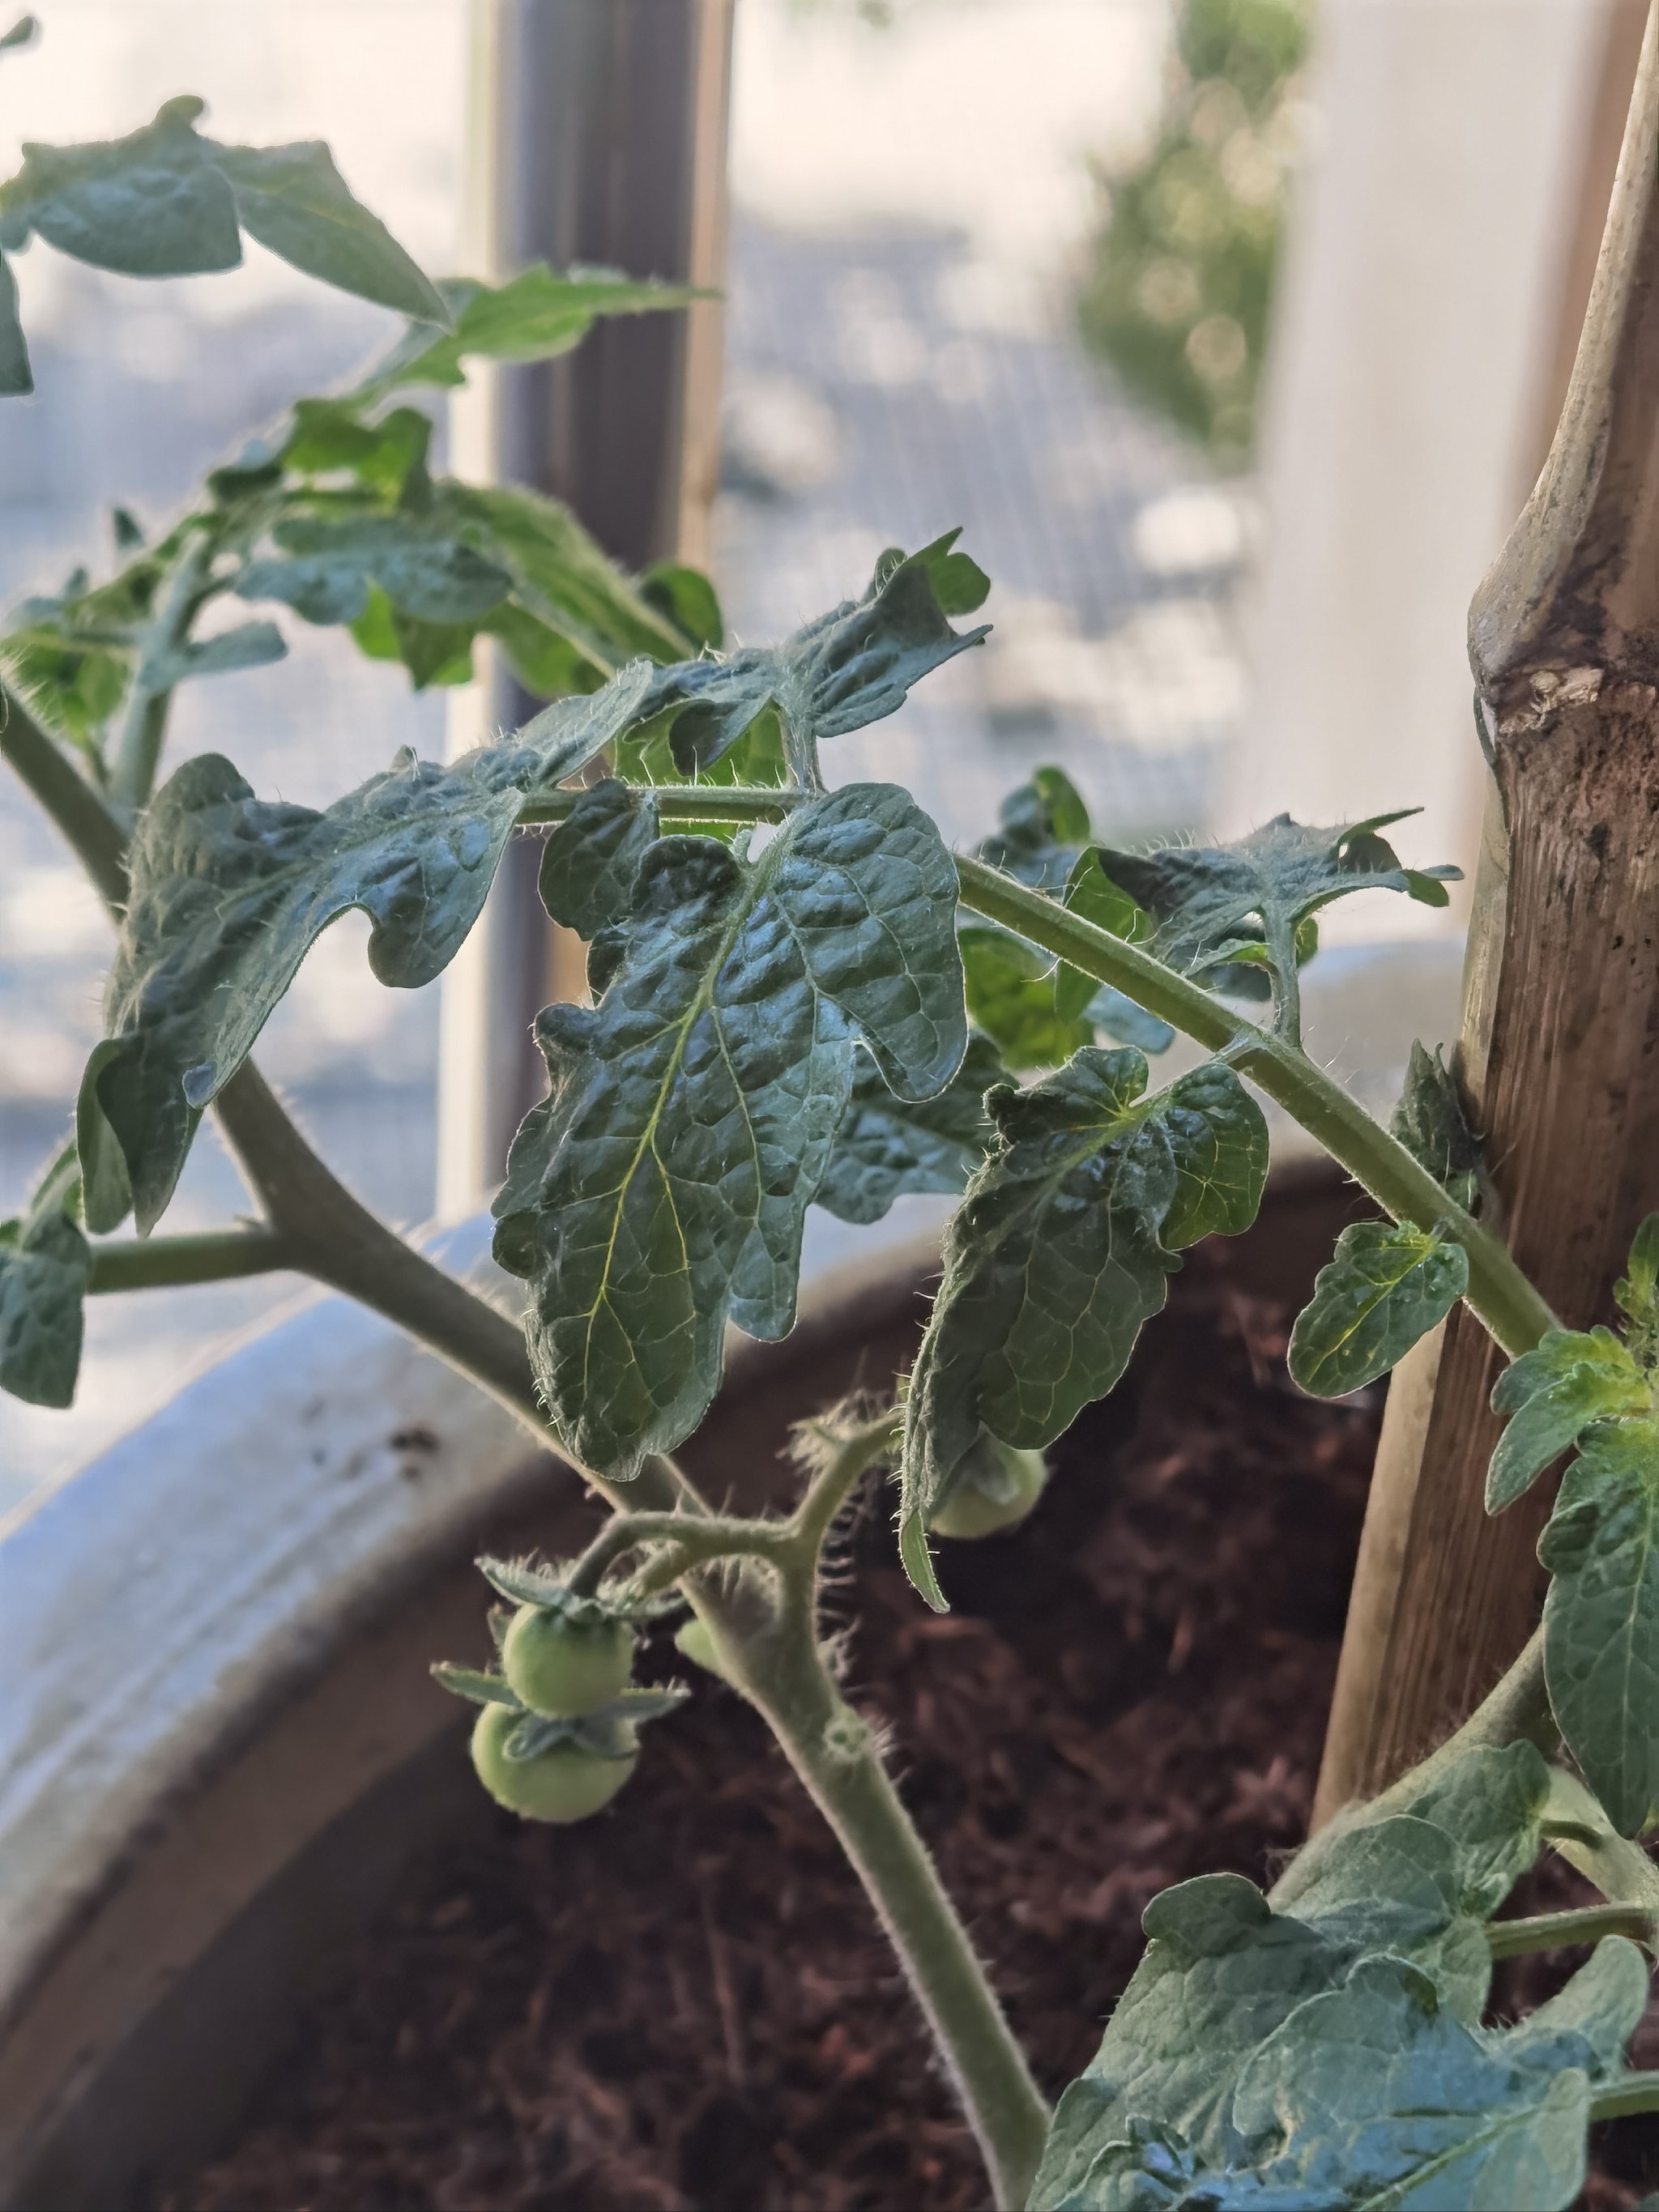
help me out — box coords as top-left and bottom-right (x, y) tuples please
(78, 666), (656, 1232)
(633, 531), (989, 778)
(1541, 1416), (1659, 1835)
(816, 1029), (1004, 1227)
(1030, 1741), (1635, 2212)
(536, 778), (660, 940)
(1287, 1218), (1469, 1398)
(0, 96), (445, 320)
(492, 783), (966, 1479)
(1487, 1328), (1649, 1512)
(899, 1050), (1266, 1608)
(0, 1140), (87, 1409)
(1094, 812), (1458, 1012)
(1391, 1038), (1484, 1212)
(363, 264), (696, 396)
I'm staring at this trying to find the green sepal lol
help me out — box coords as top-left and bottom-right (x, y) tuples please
(494, 782), (966, 1478)
(0, 1136), (89, 1407)
(79, 666), (655, 1232)
(430, 1662), (523, 1711)
(504, 1683), (689, 1762)
(1287, 1218), (1469, 1399)
(633, 530), (989, 778)
(475, 1556), (688, 1626)
(1391, 1039), (1483, 1213)
(900, 1049), (1267, 1608)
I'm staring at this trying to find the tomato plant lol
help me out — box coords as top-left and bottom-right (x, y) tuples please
(7, 13), (1659, 2209)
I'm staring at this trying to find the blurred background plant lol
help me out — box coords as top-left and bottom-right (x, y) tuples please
(1078, 0), (1309, 466)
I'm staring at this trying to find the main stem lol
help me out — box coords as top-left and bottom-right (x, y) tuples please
(700, 1417), (1051, 2208)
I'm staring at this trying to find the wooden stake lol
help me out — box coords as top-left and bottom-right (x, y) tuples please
(1315, 0), (1659, 1820)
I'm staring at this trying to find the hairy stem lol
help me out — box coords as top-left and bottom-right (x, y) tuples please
(0, 681), (129, 909)
(109, 535), (211, 813)
(1486, 1902), (1657, 1958)
(87, 1225), (294, 1292)
(710, 1536), (1050, 2203)
(1589, 2072), (1659, 2120)
(565, 1508), (795, 1593)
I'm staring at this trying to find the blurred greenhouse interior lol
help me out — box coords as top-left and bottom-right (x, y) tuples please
(0, 0), (1632, 1503)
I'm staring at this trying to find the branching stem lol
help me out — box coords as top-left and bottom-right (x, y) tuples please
(1590, 2073), (1659, 2121)
(87, 1225), (293, 1293)
(1486, 1903), (1657, 1958)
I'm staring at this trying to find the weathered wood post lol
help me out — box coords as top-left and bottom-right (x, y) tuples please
(1316, 0), (1659, 1818)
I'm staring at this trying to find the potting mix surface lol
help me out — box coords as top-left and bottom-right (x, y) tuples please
(172, 1251), (1659, 2212)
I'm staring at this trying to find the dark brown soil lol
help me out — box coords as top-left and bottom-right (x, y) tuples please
(170, 1249), (1659, 2212)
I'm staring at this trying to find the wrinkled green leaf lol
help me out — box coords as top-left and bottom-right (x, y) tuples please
(79, 666), (655, 1232)
(958, 923), (1169, 1073)
(1054, 847), (1152, 1021)
(1095, 812), (1458, 1013)
(437, 480), (687, 667)
(816, 1029), (1002, 1227)
(635, 531), (989, 778)
(237, 510), (511, 628)
(977, 765), (1091, 893)
(211, 139), (446, 322)
(1488, 1327), (1648, 1513)
(282, 397), (433, 492)
(1274, 1741), (1550, 1928)
(364, 264), (694, 394)
(642, 561), (723, 653)
(1617, 1213), (1659, 1367)
(1541, 1415), (1659, 1835)
(148, 618), (287, 688)
(1228, 1951), (1628, 2212)
(959, 923), (1093, 1071)
(1287, 1218), (1468, 1399)
(0, 1140), (87, 1409)
(536, 778), (659, 940)
(0, 96), (444, 322)
(900, 1050), (1265, 1607)
(1391, 1039), (1483, 1213)
(1033, 1743), (1619, 2212)
(493, 783), (966, 1479)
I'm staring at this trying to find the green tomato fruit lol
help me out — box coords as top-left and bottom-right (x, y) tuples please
(501, 1603), (635, 1718)
(675, 1615), (732, 1684)
(928, 1440), (1049, 1541)
(470, 1703), (638, 1824)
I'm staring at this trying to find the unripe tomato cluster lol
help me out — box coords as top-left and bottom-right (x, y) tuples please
(469, 1602), (641, 1826)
